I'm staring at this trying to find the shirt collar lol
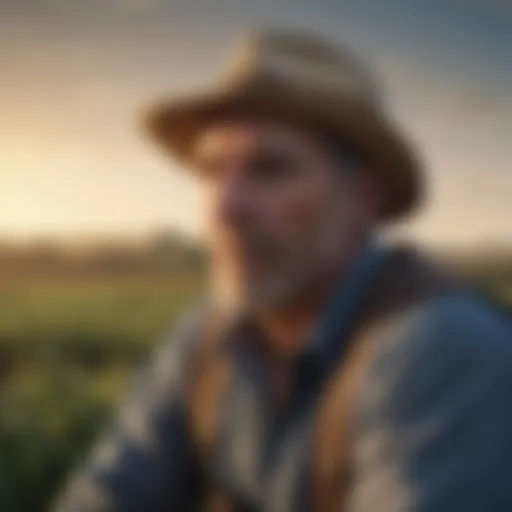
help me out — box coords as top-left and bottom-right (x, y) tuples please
(299, 237), (388, 375)
(222, 237), (388, 375)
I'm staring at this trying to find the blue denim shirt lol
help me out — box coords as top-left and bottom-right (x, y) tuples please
(213, 240), (387, 511)
(53, 243), (512, 512)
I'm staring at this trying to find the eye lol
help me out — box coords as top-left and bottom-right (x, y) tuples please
(248, 152), (299, 181)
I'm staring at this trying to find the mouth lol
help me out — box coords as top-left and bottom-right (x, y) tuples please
(222, 238), (279, 277)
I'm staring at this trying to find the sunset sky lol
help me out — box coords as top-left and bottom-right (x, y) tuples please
(1, 0), (511, 247)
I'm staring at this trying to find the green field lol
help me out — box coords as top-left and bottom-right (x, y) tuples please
(0, 275), (204, 512)
(0, 267), (510, 512)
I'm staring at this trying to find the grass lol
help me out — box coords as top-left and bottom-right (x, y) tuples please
(0, 274), (204, 512)
(0, 268), (510, 512)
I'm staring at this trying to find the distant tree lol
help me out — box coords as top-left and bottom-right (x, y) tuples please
(148, 229), (208, 272)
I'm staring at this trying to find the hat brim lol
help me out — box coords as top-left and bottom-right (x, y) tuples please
(142, 88), (424, 220)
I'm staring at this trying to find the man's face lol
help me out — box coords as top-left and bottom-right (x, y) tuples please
(192, 117), (378, 309)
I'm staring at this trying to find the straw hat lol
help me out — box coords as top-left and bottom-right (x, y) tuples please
(144, 29), (423, 220)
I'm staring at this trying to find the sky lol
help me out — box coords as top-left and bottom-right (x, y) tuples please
(1, 0), (511, 248)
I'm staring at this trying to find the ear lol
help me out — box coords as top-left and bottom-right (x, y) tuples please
(359, 167), (386, 221)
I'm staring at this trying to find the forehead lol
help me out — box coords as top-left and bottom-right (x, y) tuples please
(192, 116), (321, 160)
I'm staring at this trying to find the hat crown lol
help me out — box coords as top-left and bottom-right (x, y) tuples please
(221, 30), (383, 107)
(144, 28), (422, 220)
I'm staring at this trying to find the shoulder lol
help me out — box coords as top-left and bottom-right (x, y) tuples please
(360, 293), (512, 420)
(376, 292), (510, 368)
(141, 300), (215, 394)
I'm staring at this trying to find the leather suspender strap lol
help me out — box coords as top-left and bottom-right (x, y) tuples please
(187, 247), (461, 512)
(312, 247), (462, 512)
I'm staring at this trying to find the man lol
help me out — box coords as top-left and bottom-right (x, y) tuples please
(54, 30), (512, 511)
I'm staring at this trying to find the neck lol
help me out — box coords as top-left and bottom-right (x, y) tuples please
(255, 239), (367, 358)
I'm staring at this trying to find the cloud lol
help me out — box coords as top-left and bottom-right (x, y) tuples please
(449, 0), (512, 13)
(109, 0), (161, 11)
(377, 54), (510, 126)
(46, 0), (161, 14)
(441, 87), (507, 119)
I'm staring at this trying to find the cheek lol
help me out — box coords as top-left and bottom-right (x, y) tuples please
(264, 179), (336, 245)
(201, 188), (218, 236)
(201, 187), (229, 253)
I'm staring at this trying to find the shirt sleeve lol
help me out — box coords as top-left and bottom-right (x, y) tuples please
(347, 295), (512, 512)
(52, 306), (209, 512)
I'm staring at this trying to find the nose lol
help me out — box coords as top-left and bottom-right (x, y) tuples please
(215, 175), (254, 228)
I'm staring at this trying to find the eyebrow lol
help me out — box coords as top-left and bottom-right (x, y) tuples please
(314, 129), (367, 172)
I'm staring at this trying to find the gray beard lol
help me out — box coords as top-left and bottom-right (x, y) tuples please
(212, 245), (343, 314)
(210, 215), (358, 314)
